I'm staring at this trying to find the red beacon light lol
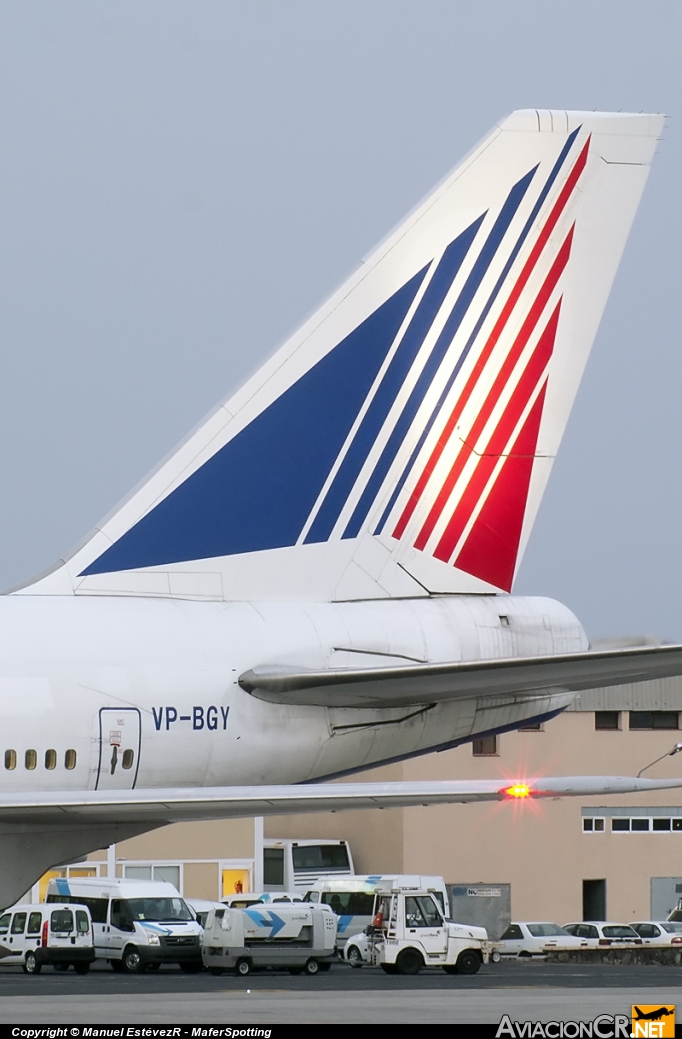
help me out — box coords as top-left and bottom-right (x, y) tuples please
(503, 783), (532, 799)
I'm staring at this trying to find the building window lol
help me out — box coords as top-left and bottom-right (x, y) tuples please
(629, 711), (679, 730)
(612, 818), (630, 831)
(4, 750), (16, 770)
(518, 721), (543, 731)
(631, 818), (650, 831)
(595, 711), (620, 730)
(44, 749), (57, 770)
(472, 736), (498, 756)
(583, 818), (605, 832)
(64, 749), (77, 770)
(653, 818), (672, 831)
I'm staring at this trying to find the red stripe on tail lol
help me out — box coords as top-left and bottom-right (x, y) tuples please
(433, 300), (561, 563)
(392, 136), (589, 542)
(414, 228), (573, 552)
(453, 382), (548, 591)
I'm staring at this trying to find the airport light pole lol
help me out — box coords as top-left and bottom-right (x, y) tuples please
(637, 742), (682, 778)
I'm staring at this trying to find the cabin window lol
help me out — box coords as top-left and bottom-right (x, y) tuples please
(65, 749), (77, 770)
(122, 749), (134, 770)
(25, 749), (37, 770)
(45, 749), (57, 770)
(4, 750), (16, 770)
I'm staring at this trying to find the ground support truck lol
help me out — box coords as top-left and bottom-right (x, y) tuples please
(368, 882), (495, 975)
(202, 901), (337, 975)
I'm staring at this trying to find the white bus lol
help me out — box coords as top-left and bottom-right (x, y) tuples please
(263, 839), (354, 891)
(303, 874), (449, 949)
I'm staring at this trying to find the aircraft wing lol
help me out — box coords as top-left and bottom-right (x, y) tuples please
(1, 776), (682, 826)
(239, 644), (682, 708)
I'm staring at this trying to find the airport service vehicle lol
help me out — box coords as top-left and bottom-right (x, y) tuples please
(629, 921), (682, 946)
(306, 874), (449, 950)
(201, 901), (337, 975)
(222, 893), (305, 909)
(0, 110), (681, 911)
(367, 882), (492, 975)
(263, 839), (353, 891)
(498, 922), (584, 957)
(562, 922), (643, 947)
(46, 877), (202, 972)
(0, 902), (94, 974)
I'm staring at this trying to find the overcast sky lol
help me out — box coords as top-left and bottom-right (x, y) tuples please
(0, 1), (679, 640)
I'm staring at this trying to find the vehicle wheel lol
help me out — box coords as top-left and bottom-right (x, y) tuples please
(146, 962), (160, 972)
(235, 958), (251, 976)
(304, 958), (319, 975)
(380, 963), (398, 974)
(347, 945), (363, 968)
(74, 962), (90, 975)
(491, 951), (501, 963)
(456, 949), (481, 975)
(317, 961), (331, 972)
(209, 968), (225, 977)
(122, 947), (146, 974)
(53, 963), (69, 972)
(179, 962), (202, 973)
(23, 951), (41, 975)
(110, 959), (124, 972)
(396, 948), (423, 975)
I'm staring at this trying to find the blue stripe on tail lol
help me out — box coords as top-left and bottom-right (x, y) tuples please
(80, 268), (427, 575)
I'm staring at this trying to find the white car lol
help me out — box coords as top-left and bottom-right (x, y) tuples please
(498, 922), (584, 956)
(562, 922), (643, 946)
(630, 921), (682, 946)
(186, 899), (224, 929)
(343, 930), (370, 967)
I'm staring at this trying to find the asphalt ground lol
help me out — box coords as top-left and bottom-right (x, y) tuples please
(0, 957), (680, 993)
(0, 960), (680, 1024)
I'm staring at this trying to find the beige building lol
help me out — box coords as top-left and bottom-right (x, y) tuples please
(40, 676), (682, 924)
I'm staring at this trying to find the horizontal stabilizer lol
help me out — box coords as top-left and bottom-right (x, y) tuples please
(239, 643), (682, 708)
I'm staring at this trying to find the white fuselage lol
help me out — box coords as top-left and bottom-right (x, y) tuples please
(0, 593), (587, 793)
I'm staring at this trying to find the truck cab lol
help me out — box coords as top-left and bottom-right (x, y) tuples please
(369, 883), (493, 976)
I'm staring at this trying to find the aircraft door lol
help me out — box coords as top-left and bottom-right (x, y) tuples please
(96, 708), (141, 790)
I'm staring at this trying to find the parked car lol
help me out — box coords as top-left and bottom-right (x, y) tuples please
(629, 921), (682, 946)
(498, 922), (584, 956)
(186, 900), (224, 929)
(562, 922), (642, 946)
(343, 929), (370, 967)
(0, 902), (95, 974)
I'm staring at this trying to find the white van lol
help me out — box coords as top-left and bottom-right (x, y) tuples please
(46, 877), (202, 973)
(0, 902), (94, 974)
(304, 875), (450, 950)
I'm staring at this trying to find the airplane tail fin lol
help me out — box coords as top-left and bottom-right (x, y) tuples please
(22, 110), (663, 601)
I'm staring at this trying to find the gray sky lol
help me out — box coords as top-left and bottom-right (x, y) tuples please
(0, 1), (680, 640)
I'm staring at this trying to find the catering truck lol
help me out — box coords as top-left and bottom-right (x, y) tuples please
(202, 900), (337, 975)
(367, 880), (493, 975)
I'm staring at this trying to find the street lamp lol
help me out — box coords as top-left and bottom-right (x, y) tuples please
(637, 742), (682, 778)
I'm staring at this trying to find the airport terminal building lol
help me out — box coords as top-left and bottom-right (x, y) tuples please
(39, 671), (682, 925)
